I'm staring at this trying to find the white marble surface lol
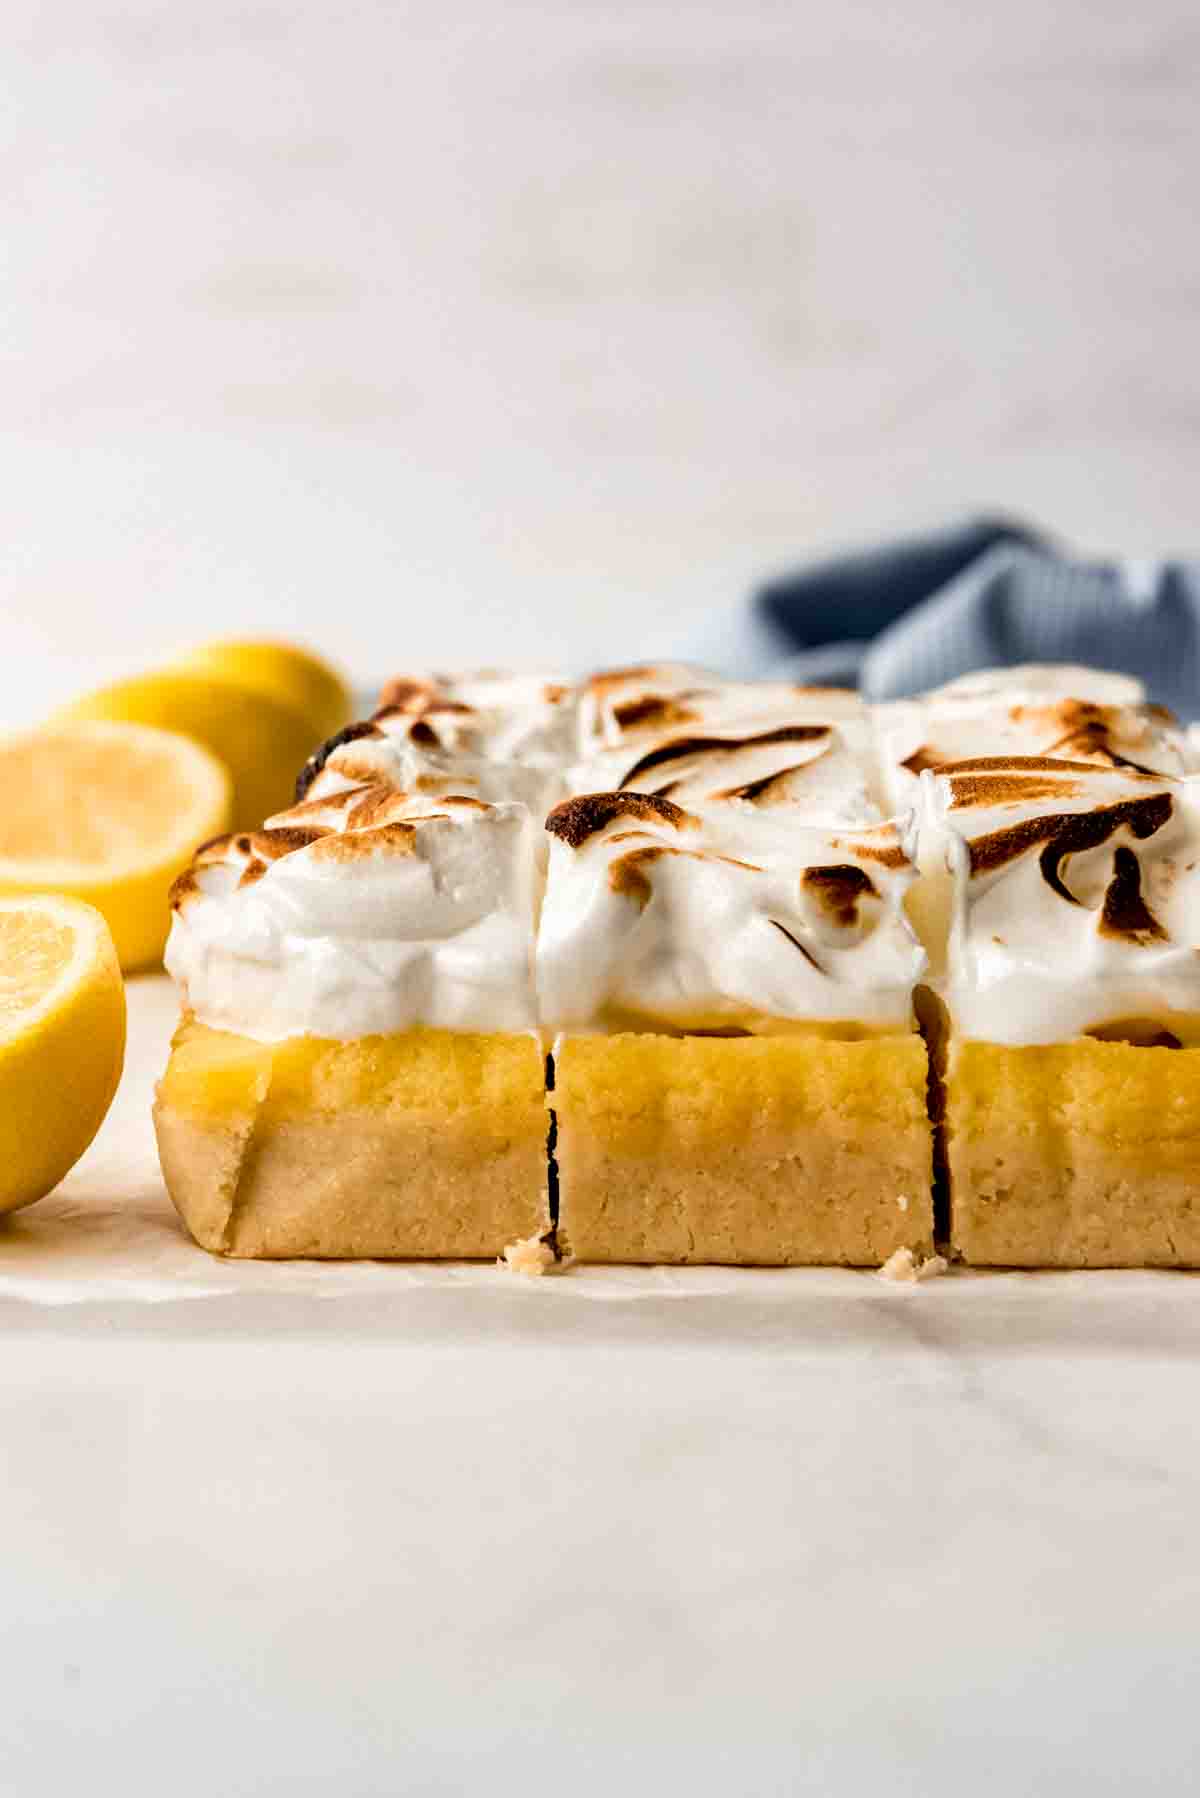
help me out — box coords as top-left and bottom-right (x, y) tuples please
(3, 1), (1200, 719)
(4, 978), (1200, 1793)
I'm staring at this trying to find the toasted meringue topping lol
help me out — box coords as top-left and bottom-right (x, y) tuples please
(373, 669), (577, 769)
(295, 721), (387, 802)
(932, 759), (1200, 1044)
(300, 710), (564, 819)
(924, 663), (1148, 707)
(876, 667), (1192, 986)
(571, 678), (882, 823)
(171, 659), (1196, 1051)
(879, 692), (1188, 808)
(576, 661), (861, 755)
(165, 771), (541, 1041)
(546, 791), (698, 849)
(536, 797), (924, 1035)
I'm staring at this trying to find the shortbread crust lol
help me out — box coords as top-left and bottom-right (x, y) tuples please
(946, 1037), (1200, 1267)
(921, 961), (1200, 1272)
(154, 1018), (548, 1258)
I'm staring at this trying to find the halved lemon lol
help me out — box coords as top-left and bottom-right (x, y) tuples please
(55, 668), (320, 830)
(176, 639), (352, 745)
(0, 721), (232, 970)
(0, 895), (126, 1214)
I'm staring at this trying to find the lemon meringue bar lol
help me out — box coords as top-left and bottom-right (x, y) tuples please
(537, 779), (932, 1266)
(930, 753), (1200, 1266)
(153, 653), (1200, 1272)
(154, 719), (549, 1259)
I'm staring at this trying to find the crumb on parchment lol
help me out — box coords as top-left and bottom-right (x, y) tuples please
(500, 1233), (562, 1277)
(877, 1247), (949, 1284)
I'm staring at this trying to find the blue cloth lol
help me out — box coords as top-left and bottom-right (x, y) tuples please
(719, 519), (1200, 720)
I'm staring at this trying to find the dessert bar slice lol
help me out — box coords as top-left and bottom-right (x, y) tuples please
(156, 736), (548, 1259)
(932, 757), (1200, 1266)
(537, 790), (932, 1264)
(156, 1019), (547, 1260)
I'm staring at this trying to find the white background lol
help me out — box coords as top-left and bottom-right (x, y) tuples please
(4, 0), (1200, 719)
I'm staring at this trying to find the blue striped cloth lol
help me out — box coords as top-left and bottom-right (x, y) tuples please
(691, 518), (1200, 721)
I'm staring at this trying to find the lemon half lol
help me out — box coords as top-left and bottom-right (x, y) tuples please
(0, 721), (231, 970)
(0, 895), (126, 1213)
(56, 668), (320, 831)
(177, 639), (352, 745)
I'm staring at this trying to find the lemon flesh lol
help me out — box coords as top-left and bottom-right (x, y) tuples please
(56, 668), (322, 831)
(0, 721), (231, 970)
(178, 639), (352, 745)
(0, 895), (126, 1213)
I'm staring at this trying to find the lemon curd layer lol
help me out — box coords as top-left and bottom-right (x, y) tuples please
(160, 1015), (544, 1123)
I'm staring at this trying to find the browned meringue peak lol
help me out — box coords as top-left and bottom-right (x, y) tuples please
(294, 719), (390, 802)
(825, 819), (912, 870)
(278, 776), (490, 835)
(378, 669), (573, 713)
(568, 718), (883, 821)
(271, 776), (501, 841)
(370, 669), (577, 770)
(545, 790), (699, 849)
(934, 759), (1173, 877)
(293, 705), (564, 821)
(880, 690), (1189, 805)
(170, 782), (514, 914)
(569, 667), (882, 824)
(576, 661), (862, 753)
